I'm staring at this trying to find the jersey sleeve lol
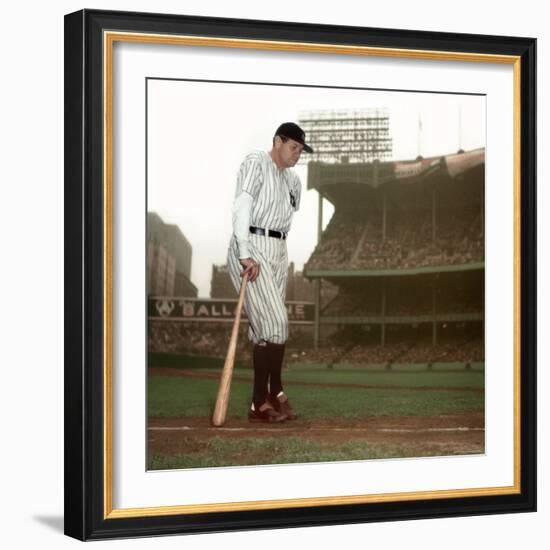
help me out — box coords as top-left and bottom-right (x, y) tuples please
(232, 191), (254, 259)
(235, 153), (263, 200)
(293, 173), (302, 212)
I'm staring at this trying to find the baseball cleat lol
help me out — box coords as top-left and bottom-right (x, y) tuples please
(267, 392), (297, 421)
(248, 403), (287, 423)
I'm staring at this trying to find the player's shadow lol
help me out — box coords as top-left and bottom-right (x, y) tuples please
(33, 515), (64, 533)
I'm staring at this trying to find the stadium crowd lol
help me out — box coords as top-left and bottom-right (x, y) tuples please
(306, 211), (366, 269)
(149, 320), (484, 365)
(148, 321), (313, 363)
(306, 206), (484, 272)
(149, 321), (251, 360)
(297, 338), (484, 365)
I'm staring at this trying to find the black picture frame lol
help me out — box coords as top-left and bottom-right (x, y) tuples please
(64, 8), (536, 541)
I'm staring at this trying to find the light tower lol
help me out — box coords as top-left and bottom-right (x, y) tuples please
(298, 108), (392, 164)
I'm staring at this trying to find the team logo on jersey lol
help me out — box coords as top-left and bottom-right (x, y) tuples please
(289, 191), (296, 208)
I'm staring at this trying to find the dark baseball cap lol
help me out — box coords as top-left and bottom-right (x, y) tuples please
(275, 122), (314, 153)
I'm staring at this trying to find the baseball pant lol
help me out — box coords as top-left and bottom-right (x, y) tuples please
(227, 233), (289, 345)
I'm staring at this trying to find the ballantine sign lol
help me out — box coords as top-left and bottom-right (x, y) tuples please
(148, 297), (314, 323)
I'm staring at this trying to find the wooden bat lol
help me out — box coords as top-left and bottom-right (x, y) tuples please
(211, 272), (249, 427)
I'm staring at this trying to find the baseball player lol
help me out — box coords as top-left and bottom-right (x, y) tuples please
(227, 122), (313, 423)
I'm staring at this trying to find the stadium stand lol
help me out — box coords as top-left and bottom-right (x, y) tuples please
(302, 147), (485, 364)
(148, 148), (485, 366)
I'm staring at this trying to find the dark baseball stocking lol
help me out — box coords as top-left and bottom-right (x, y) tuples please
(252, 342), (270, 410)
(268, 342), (285, 397)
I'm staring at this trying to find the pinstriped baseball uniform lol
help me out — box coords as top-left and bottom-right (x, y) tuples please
(227, 150), (301, 345)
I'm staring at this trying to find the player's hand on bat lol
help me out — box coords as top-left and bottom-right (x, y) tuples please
(239, 258), (260, 283)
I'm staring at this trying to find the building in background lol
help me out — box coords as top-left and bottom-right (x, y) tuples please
(147, 241), (176, 296)
(147, 212), (198, 297)
(174, 272), (197, 297)
(210, 264), (235, 299)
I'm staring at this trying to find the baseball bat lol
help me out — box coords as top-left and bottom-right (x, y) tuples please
(211, 272), (249, 427)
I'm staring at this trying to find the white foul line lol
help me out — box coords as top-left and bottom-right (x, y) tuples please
(148, 426), (484, 433)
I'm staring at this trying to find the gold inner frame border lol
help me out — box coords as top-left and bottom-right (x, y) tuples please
(102, 30), (522, 519)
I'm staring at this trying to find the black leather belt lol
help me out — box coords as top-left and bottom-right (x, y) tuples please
(249, 226), (287, 240)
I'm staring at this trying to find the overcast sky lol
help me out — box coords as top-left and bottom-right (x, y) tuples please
(147, 79), (485, 297)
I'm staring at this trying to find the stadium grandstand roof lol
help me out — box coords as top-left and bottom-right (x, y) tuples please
(305, 262), (484, 280)
(306, 147), (485, 197)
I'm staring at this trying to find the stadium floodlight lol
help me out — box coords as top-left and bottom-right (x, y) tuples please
(298, 108), (393, 164)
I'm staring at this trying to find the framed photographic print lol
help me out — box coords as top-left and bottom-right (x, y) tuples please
(64, 9), (536, 541)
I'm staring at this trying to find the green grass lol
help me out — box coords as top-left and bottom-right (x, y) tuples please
(148, 364), (485, 469)
(149, 354), (483, 373)
(148, 374), (484, 420)
(286, 369), (483, 388)
(148, 435), (473, 470)
(288, 361), (484, 372)
(148, 352), (243, 370)
(184, 364), (485, 389)
(148, 377), (251, 418)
